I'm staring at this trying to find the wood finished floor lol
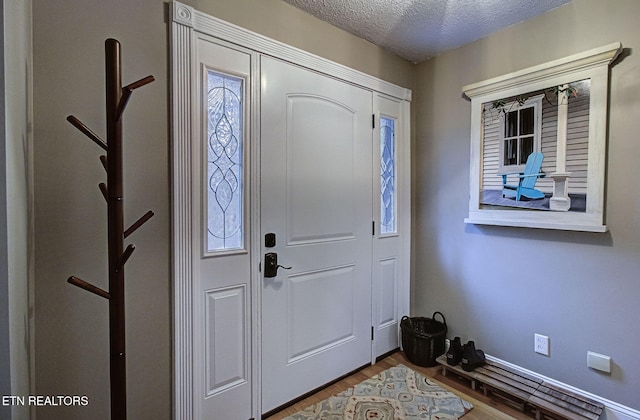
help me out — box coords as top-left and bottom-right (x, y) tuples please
(265, 351), (535, 420)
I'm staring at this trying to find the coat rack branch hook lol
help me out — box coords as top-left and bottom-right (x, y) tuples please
(124, 210), (154, 239)
(68, 276), (111, 300)
(99, 183), (108, 202)
(116, 244), (136, 273)
(67, 115), (108, 151)
(115, 75), (155, 122)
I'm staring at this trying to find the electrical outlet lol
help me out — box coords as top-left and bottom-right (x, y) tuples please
(534, 333), (550, 356)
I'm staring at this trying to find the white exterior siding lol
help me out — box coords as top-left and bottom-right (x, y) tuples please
(481, 108), (502, 190)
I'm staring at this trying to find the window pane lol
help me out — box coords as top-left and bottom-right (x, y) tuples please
(380, 116), (396, 234)
(504, 139), (517, 166)
(505, 110), (518, 138)
(520, 137), (534, 165)
(519, 107), (534, 135)
(206, 70), (244, 252)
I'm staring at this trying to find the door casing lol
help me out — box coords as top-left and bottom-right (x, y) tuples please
(170, 2), (412, 419)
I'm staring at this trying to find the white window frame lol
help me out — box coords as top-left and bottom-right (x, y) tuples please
(498, 95), (543, 173)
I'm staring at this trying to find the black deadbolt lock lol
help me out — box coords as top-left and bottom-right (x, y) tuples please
(265, 232), (276, 248)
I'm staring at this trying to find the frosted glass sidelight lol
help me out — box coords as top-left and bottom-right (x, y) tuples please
(380, 116), (396, 234)
(207, 70), (244, 252)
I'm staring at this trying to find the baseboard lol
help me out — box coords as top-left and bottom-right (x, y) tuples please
(485, 354), (640, 420)
(442, 339), (640, 420)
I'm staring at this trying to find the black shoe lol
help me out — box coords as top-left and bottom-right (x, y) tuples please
(446, 337), (463, 366)
(461, 341), (486, 372)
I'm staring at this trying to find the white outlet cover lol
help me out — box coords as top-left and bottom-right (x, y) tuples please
(587, 351), (611, 373)
(535, 333), (550, 356)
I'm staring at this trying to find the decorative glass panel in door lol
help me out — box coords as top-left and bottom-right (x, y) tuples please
(380, 116), (396, 234)
(206, 70), (244, 252)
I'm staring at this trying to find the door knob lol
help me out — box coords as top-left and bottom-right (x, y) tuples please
(264, 252), (292, 278)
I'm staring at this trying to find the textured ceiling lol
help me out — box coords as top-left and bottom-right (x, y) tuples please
(283, 0), (572, 63)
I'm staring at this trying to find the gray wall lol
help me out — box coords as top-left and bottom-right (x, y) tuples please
(34, 0), (640, 416)
(32, 0), (413, 418)
(412, 0), (640, 409)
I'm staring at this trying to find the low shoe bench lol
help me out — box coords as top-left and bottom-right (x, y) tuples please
(435, 355), (604, 420)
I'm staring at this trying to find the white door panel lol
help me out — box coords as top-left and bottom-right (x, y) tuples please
(261, 56), (373, 413)
(286, 95), (358, 243)
(377, 258), (397, 325)
(193, 38), (253, 420)
(204, 285), (247, 395)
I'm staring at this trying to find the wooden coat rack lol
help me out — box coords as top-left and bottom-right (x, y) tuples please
(67, 38), (154, 420)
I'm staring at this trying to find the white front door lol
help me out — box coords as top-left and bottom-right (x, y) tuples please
(260, 56), (374, 413)
(172, 7), (411, 419)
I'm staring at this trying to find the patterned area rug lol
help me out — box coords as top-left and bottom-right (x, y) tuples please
(283, 364), (473, 420)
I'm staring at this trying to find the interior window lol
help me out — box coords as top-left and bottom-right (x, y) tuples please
(501, 97), (540, 170)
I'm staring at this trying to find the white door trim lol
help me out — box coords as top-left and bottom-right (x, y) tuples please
(170, 2), (411, 418)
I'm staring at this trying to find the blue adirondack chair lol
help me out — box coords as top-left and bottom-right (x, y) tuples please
(501, 152), (545, 201)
